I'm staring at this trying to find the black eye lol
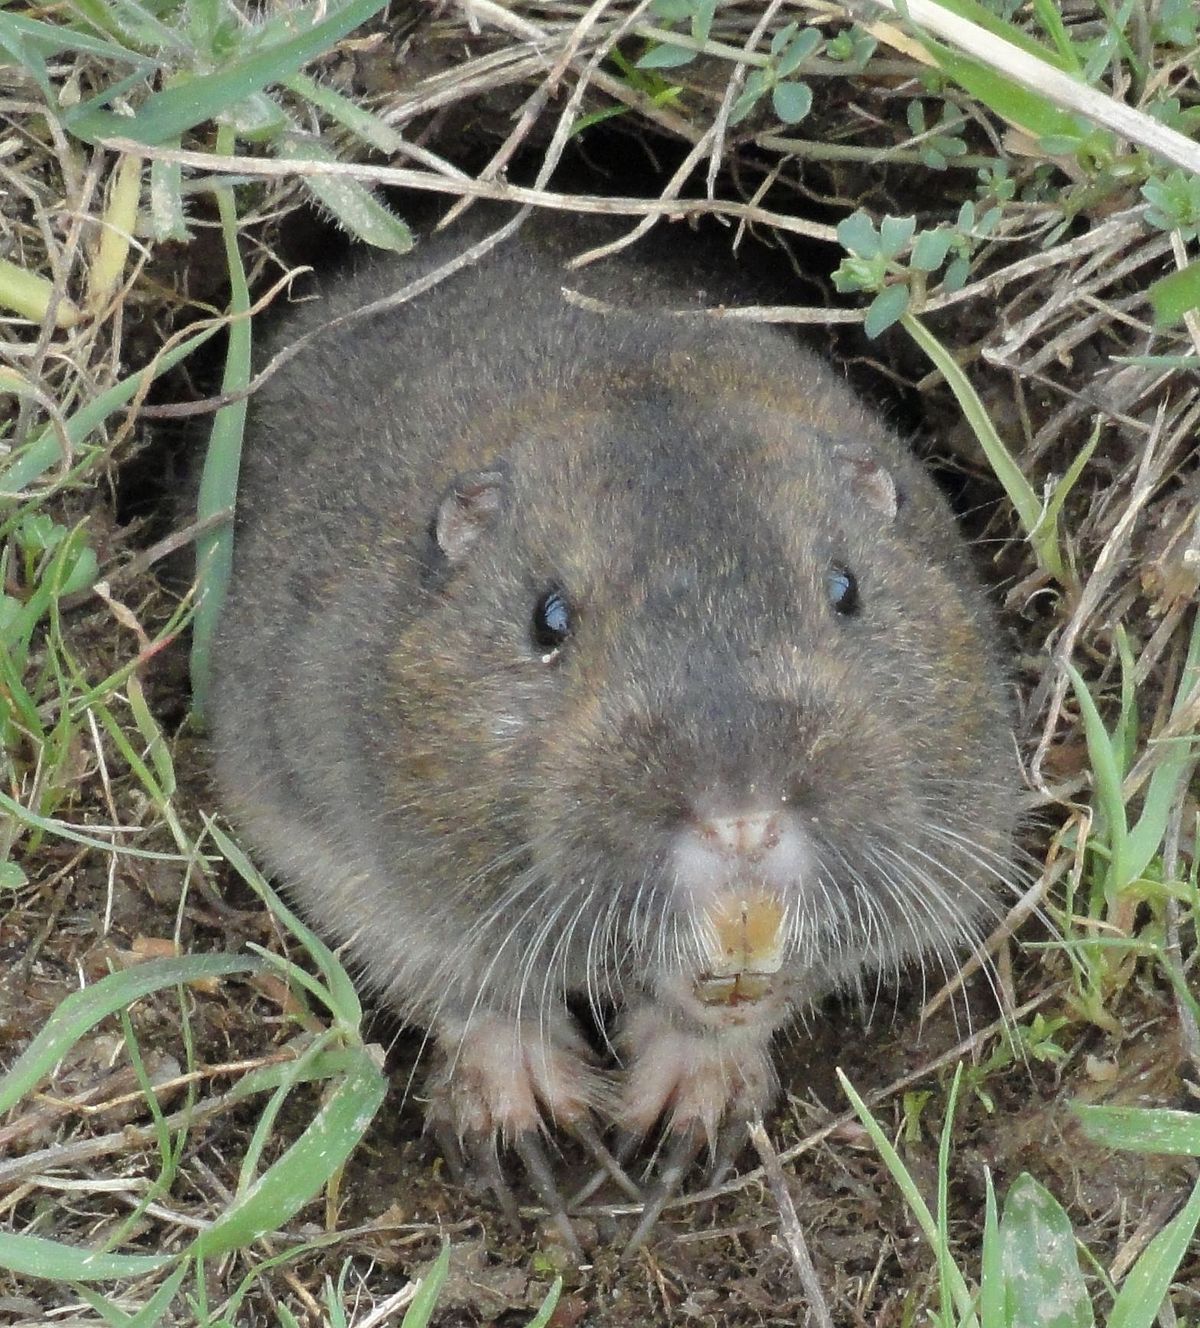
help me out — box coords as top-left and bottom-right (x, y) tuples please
(826, 564), (859, 616)
(531, 586), (572, 656)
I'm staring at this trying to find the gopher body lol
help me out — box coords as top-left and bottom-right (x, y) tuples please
(210, 216), (1018, 1193)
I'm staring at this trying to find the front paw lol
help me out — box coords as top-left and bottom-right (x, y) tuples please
(617, 1002), (778, 1146)
(426, 1011), (605, 1145)
(423, 1012), (610, 1253)
(613, 1003), (780, 1255)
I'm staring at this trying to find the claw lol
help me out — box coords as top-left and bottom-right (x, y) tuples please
(512, 1130), (583, 1257)
(429, 1118), (468, 1188)
(707, 1113), (751, 1188)
(621, 1123), (706, 1259)
(467, 1132), (519, 1219)
(572, 1119), (643, 1203)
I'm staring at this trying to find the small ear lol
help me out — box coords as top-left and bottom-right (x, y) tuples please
(434, 469), (507, 563)
(834, 445), (900, 523)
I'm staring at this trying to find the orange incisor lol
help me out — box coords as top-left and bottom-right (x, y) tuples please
(695, 892), (785, 1005)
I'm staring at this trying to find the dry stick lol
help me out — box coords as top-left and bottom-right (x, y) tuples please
(0, 1083), (248, 1189)
(102, 141), (838, 244)
(441, 0), (629, 228)
(703, 0), (787, 200)
(859, 0), (1200, 175)
(1026, 406), (1170, 781)
(919, 850), (1069, 1020)
(573, 210), (1148, 325)
(567, 0), (791, 269)
(748, 1121), (835, 1328)
(112, 508), (232, 583)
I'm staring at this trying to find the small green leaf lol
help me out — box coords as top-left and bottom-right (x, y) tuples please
(776, 26), (821, 77)
(911, 229), (953, 271)
(837, 209), (880, 259)
(728, 68), (768, 125)
(689, 0), (716, 44)
(769, 21), (798, 56)
(636, 41), (695, 69)
(285, 70), (403, 153)
(226, 90), (289, 141)
(1148, 260), (1200, 327)
(864, 284), (910, 338)
(878, 214), (916, 259)
(771, 80), (812, 124)
(278, 133), (413, 252)
(650, 0), (691, 20)
(0, 861), (27, 890)
(944, 253), (970, 290)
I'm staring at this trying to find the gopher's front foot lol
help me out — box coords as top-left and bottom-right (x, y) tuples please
(615, 1002), (779, 1255)
(425, 1013), (615, 1254)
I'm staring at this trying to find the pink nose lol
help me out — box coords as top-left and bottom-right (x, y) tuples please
(698, 812), (782, 861)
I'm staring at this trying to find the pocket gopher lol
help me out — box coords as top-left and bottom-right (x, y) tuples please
(209, 213), (1019, 1245)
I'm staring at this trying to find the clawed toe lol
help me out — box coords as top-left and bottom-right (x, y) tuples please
(572, 1118), (643, 1202)
(512, 1129), (583, 1256)
(622, 1122), (707, 1258)
(707, 1112), (752, 1188)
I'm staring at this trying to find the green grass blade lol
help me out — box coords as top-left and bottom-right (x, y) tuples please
(0, 1230), (172, 1282)
(837, 1069), (977, 1323)
(0, 10), (154, 67)
(0, 954), (259, 1115)
(278, 132), (413, 252)
(208, 820), (363, 1026)
(0, 788), (202, 860)
(1106, 1176), (1200, 1328)
(1073, 1105), (1200, 1155)
(2, 323), (219, 495)
(917, 0), (1077, 70)
(64, 0), (390, 144)
(228, 1045), (367, 1104)
(234, 1031), (338, 1194)
(73, 1260), (190, 1325)
(1030, 0), (1083, 70)
(525, 1278), (564, 1328)
(922, 40), (1085, 142)
(190, 1045), (386, 1256)
(979, 1169), (1002, 1326)
(935, 1064), (964, 1326)
(400, 1243), (452, 1328)
(1065, 663), (1128, 897)
(901, 312), (1061, 582)
(190, 132), (249, 724)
